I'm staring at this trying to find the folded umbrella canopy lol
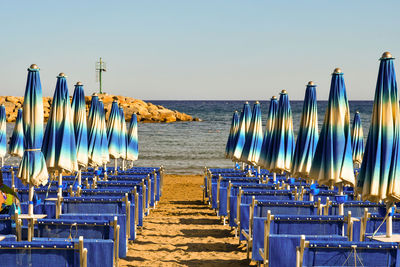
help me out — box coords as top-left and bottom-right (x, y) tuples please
(309, 68), (354, 187)
(291, 82), (319, 179)
(99, 100), (110, 167)
(107, 100), (122, 160)
(258, 96), (278, 168)
(87, 95), (103, 167)
(266, 90), (295, 174)
(351, 111), (364, 167)
(126, 113), (139, 163)
(0, 105), (6, 166)
(9, 108), (24, 158)
(240, 101), (263, 165)
(232, 102), (251, 162)
(71, 82), (88, 168)
(225, 111), (239, 160)
(17, 65), (48, 232)
(119, 107), (128, 170)
(357, 52), (400, 203)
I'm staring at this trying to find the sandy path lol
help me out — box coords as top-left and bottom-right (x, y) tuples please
(120, 174), (248, 267)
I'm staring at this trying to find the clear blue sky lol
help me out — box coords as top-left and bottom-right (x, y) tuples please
(1, 1), (400, 100)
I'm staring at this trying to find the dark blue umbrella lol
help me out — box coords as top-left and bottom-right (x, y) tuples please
(119, 107), (128, 170)
(291, 82), (319, 179)
(240, 101), (263, 165)
(225, 111), (239, 160)
(9, 108), (24, 158)
(71, 82), (88, 168)
(258, 96), (278, 168)
(351, 111), (364, 167)
(126, 113), (139, 164)
(232, 102), (251, 162)
(87, 95), (103, 167)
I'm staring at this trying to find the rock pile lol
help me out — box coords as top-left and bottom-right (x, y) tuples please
(0, 94), (198, 123)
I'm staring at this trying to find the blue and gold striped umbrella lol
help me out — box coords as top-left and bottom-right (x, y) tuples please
(99, 100), (110, 165)
(232, 102), (251, 161)
(107, 100), (122, 160)
(258, 96), (278, 168)
(127, 113), (139, 162)
(267, 90), (295, 173)
(240, 101), (263, 165)
(119, 107), (128, 161)
(225, 111), (239, 160)
(9, 109), (24, 158)
(17, 64), (48, 187)
(0, 105), (7, 164)
(42, 73), (78, 173)
(291, 82), (319, 179)
(351, 111), (364, 166)
(71, 82), (88, 168)
(309, 68), (354, 186)
(357, 52), (400, 202)
(87, 95), (103, 167)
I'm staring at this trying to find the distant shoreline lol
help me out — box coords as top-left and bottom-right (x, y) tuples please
(0, 94), (200, 123)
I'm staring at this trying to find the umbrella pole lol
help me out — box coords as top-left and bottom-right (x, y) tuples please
(122, 159), (125, 171)
(273, 172), (276, 184)
(57, 172), (62, 218)
(387, 203), (393, 238)
(114, 159), (118, 174)
(257, 166), (261, 177)
(338, 184), (344, 216)
(28, 183), (34, 241)
(77, 169), (82, 196)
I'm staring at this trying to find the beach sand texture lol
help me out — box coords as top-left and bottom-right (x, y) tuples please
(120, 174), (250, 266)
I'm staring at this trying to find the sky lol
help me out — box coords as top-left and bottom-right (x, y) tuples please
(1, 1), (400, 100)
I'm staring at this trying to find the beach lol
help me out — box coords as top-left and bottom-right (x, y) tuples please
(120, 174), (250, 267)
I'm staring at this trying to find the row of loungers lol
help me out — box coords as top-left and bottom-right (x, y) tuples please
(204, 167), (400, 266)
(0, 165), (164, 267)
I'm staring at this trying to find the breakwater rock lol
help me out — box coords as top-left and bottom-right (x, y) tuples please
(0, 94), (199, 123)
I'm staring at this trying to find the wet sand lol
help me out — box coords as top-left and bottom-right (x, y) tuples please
(120, 174), (249, 266)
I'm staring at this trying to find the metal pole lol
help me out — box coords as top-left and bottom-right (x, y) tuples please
(338, 184), (344, 216)
(99, 57), (103, 94)
(114, 158), (118, 174)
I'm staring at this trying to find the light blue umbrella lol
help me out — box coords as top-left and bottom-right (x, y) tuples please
(71, 82), (88, 168)
(119, 107), (128, 170)
(309, 68), (354, 187)
(225, 111), (239, 160)
(291, 82), (319, 179)
(357, 52), (400, 203)
(107, 100), (122, 160)
(267, 90), (295, 174)
(0, 104), (6, 166)
(42, 73), (78, 173)
(126, 113), (139, 163)
(87, 95), (103, 167)
(240, 101), (263, 165)
(258, 96), (278, 168)
(9, 108), (24, 158)
(351, 111), (364, 166)
(17, 64), (48, 222)
(232, 102), (251, 161)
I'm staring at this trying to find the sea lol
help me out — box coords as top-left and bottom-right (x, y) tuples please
(5, 101), (373, 175)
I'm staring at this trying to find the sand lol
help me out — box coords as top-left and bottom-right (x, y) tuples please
(120, 174), (250, 267)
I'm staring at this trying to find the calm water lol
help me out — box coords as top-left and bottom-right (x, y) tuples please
(5, 101), (373, 175)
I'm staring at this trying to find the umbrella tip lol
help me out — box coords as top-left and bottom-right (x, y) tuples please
(271, 96), (277, 100)
(356, 110), (360, 113)
(381, 51), (393, 60)
(113, 96), (119, 101)
(58, 72), (66, 78)
(281, 89), (287, 94)
(333, 68), (342, 74)
(30, 64), (39, 70)
(307, 81), (315, 86)
(75, 81), (83, 86)
(255, 100), (260, 104)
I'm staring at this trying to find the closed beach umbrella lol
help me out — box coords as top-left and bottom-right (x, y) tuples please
(225, 111), (239, 160)
(0, 105), (6, 166)
(240, 101), (263, 165)
(107, 100), (122, 160)
(17, 64), (48, 226)
(351, 111), (364, 167)
(71, 82), (88, 187)
(42, 73), (78, 217)
(309, 68), (355, 187)
(87, 95), (103, 167)
(99, 100), (110, 166)
(232, 102), (251, 162)
(9, 109), (24, 158)
(267, 90), (295, 174)
(291, 82), (319, 179)
(119, 107), (128, 170)
(258, 96), (278, 168)
(357, 52), (400, 203)
(127, 113), (139, 163)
